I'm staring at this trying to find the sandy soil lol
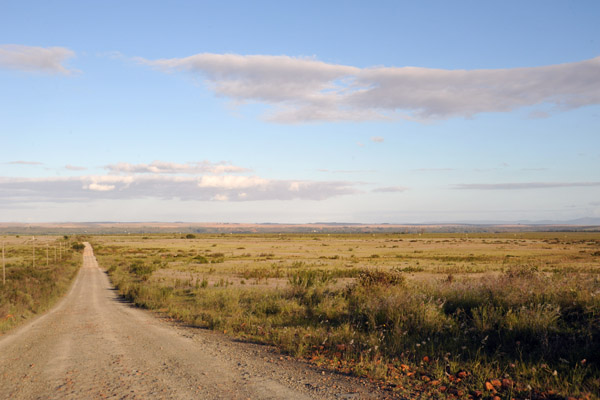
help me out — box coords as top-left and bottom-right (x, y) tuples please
(0, 243), (394, 399)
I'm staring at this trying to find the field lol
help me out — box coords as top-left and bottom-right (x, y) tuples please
(0, 235), (82, 333)
(89, 232), (600, 398)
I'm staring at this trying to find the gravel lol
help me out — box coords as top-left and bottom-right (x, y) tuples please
(0, 243), (400, 399)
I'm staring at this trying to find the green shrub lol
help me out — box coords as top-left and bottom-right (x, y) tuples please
(71, 242), (85, 251)
(193, 255), (209, 263)
(128, 261), (155, 279)
(356, 269), (405, 287)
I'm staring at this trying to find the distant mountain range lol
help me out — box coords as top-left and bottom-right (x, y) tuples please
(449, 217), (600, 226)
(311, 218), (600, 226)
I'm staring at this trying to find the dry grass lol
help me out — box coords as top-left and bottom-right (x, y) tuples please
(0, 235), (82, 333)
(91, 232), (600, 399)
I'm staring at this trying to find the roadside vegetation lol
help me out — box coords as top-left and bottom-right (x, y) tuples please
(0, 235), (82, 333)
(91, 233), (600, 399)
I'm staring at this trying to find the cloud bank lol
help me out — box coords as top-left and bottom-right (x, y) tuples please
(0, 167), (358, 204)
(138, 53), (600, 123)
(65, 165), (87, 171)
(372, 186), (408, 193)
(0, 44), (76, 75)
(454, 182), (600, 190)
(7, 160), (44, 165)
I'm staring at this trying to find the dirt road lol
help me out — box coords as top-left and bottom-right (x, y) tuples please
(0, 243), (392, 399)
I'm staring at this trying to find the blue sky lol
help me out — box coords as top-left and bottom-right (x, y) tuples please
(1, 0), (599, 223)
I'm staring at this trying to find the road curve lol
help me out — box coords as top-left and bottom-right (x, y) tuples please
(0, 243), (386, 399)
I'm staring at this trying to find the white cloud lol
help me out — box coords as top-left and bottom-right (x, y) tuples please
(412, 168), (455, 172)
(65, 165), (87, 171)
(86, 175), (136, 185)
(454, 182), (600, 190)
(106, 160), (249, 174)
(317, 169), (377, 174)
(0, 174), (357, 203)
(8, 160), (43, 165)
(139, 53), (600, 123)
(139, 53), (357, 100)
(198, 175), (269, 189)
(372, 186), (408, 193)
(370, 136), (384, 143)
(85, 183), (115, 191)
(0, 44), (77, 75)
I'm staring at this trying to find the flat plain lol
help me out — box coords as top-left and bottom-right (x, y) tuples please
(89, 232), (600, 399)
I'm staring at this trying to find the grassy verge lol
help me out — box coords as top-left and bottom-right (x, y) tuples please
(92, 233), (600, 399)
(0, 236), (83, 333)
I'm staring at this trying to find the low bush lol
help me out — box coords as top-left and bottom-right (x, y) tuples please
(356, 268), (405, 287)
(192, 255), (209, 264)
(128, 261), (155, 280)
(71, 242), (85, 251)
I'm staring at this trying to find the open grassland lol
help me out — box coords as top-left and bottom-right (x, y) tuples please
(0, 235), (82, 333)
(91, 232), (600, 399)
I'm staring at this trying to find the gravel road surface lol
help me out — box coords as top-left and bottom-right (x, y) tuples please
(0, 243), (395, 399)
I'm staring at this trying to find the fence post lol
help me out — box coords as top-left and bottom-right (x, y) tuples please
(2, 241), (5, 285)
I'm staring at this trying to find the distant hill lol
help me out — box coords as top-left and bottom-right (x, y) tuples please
(453, 217), (600, 226)
(0, 220), (598, 235)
